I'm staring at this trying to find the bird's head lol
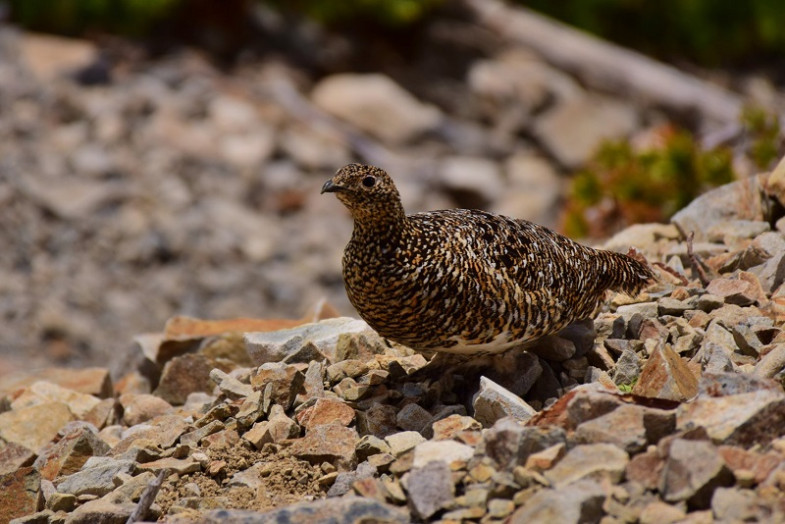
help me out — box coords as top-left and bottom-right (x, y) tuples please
(321, 164), (404, 224)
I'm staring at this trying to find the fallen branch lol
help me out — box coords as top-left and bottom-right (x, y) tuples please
(126, 469), (168, 523)
(464, 0), (745, 126)
(686, 231), (712, 287)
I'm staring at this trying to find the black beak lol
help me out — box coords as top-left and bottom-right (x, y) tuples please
(321, 179), (344, 194)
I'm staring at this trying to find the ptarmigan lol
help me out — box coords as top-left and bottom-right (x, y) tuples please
(322, 163), (653, 355)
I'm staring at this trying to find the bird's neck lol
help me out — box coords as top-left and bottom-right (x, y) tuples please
(350, 200), (407, 242)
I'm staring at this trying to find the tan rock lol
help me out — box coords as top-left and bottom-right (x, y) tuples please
(0, 402), (73, 452)
(633, 344), (698, 401)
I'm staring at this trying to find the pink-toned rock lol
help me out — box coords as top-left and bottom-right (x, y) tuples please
(0, 466), (41, 522)
(432, 415), (482, 441)
(250, 363), (305, 410)
(626, 448), (664, 490)
(718, 446), (782, 485)
(288, 422), (358, 469)
(295, 398), (355, 430)
(527, 382), (622, 431)
(633, 345), (698, 401)
(34, 426), (110, 481)
(676, 388), (785, 446)
(661, 438), (733, 509)
(119, 393), (174, 426)
(0, 402), (73, 452)
(524, 443), (566, 472)
(0, 367), (112, 399)
(153, 353), (217, 405)
(706, 274), (765, 306)
(82, 398), (117, 429)
(0, 440), (35, 476)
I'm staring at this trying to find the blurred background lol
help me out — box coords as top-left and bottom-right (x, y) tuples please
(0, 0), (784, 371)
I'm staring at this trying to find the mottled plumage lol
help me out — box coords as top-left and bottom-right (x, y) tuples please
(322, 164), (653, 355)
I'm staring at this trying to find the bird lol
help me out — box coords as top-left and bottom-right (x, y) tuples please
(321, 163), (654, 355)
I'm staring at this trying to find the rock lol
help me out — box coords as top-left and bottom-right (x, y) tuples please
(180, 420), (225, 447)
(660, 438), (733, 509)
(311, 73), (442, 145)
(437, 156), (504, 208)
(385, 431), (426, 457)
(527, 335), (576, 362)
(638, 501), (686, 524)
(0, 467), (41, 523)
(406, 460), (454, 520)
(110, 415), (189, 455)
(508, 478), (606, 524)
(431, 414), (481, 441)
(544, 443), (628, 487)
(0, 440), (35, 476)
(412, 440), (474, 469)
(119, 393), (173, 426)
(717, 446), (781, 485)
(632, 345), (698, 401)
(524, 443), (566, 471)
(325, 461), (376, 498)
(706, 276), (762, 306)
(19, 33), (98, 81)
(574, 404), (675, 453)
(138, 456), (200, 475)
(0, 367), (112, 399)
(201, 496), (409, 524)
(60, 495), (137, 523)
(671, 174), (769, 243)
(55, 458), (135, 497)
(288, 423), (357, 469)
(473, 376), (537, 427)
(395, 403), (431, 433)
(533, 94), (638, 169)
(694, 320), (736, 373)
(245, 318), (373, 365)
(626, 448), (664, 490)
(154, 353), (218, 405)
(612, 348), (641, 386)
(295, 398), (355, 431)
(754, 343), (785, 378)
(494, 153), (562, 225)
(0, 402), (73, 452)
(209, 368), (254, 399)
(34, 425), (110, 481)
(250, 362), (305, 410)
(711, 487), (767, 522)
(357, 403), (398, 439)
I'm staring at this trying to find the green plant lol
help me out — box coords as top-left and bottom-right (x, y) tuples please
(267, 0), (443, 27)
(561, 126), (735, 238)
(522, 0), (785, 66)
(743, 107), (782, 170)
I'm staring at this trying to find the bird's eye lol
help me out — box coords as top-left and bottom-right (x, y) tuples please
(362, 176), (376, 188)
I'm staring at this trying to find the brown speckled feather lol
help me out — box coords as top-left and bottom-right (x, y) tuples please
(322, 164), (653, 354)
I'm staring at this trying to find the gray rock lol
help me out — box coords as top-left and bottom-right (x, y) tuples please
(326, 461), (376, 497)
(711, 487), (771, 522)
(473, 376), (537, 426)
(202, 496), (409, 524)
(395, 403), (432, 433)
(55, 459), (135, 497)
(616, 301), (658, 321)
(533, 94), (638, 169)
(527, 335), (576, 362)
(612, 348), (641, 386)
(437, 156), (504, 208)
(482, 418), (566, 470)
(406, 460), (454, 520)
(660, 438), (733, 509)
(209, 368), (253, 399)
(311, 73), (442, 145)
(412, 440), (474, 468)
(244, 318), (374, 365)
(694, 321), (736, 373)
(509, 478), (606, 524)
(671, 174), (769, 243)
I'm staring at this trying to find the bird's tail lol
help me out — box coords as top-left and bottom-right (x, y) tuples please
(597, 248), (655, 296)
